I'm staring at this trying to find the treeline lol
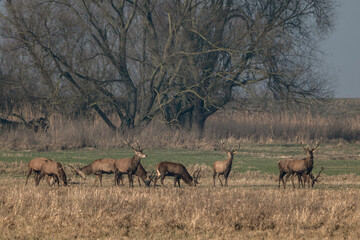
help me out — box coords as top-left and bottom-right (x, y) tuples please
(0, 0), (336, 133)
(0, 99), (359, 150)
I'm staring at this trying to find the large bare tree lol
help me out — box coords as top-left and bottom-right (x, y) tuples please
(0, 0), (336, 131)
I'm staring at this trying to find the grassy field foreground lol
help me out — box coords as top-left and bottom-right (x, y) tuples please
(0, 143), (360, 239)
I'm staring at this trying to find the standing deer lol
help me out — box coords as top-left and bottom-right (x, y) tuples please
(278, 141), (319, 189)
(153, 161), (201, 187)
(73, 158), (116, 186)
(114, 141), (147, 187)
(116, 162), (151, 187)
(213, 141), (240, 187)
(36, 160), (67, 187)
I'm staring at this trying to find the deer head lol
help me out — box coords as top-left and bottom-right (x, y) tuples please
(301, 141), (320, 158)
(221, 140), (240, 157)
(123, 139), (147, 159)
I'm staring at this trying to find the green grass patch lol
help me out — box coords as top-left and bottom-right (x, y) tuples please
(0, 143), (359, 176)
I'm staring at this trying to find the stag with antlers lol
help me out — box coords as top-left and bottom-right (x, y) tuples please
(114, 140), (147, 187)
(278, 141), (319, 189)
(213, 140), (240, 187)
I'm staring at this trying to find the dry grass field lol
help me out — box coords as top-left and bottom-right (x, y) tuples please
(1, 143), (360, 240)
(1, 172), (360, 240)
(1, 99), (360, 239)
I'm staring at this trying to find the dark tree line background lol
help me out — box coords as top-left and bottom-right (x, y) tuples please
(0, 0), (336, 133)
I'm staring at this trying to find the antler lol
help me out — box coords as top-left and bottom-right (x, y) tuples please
(313, 166), (324, 183)
(193, 168), (201, 181)
(300, 142), (309, 151)
(312, 141), (320, 151)
(123, 139), (144, 152)
(220, 140), (228, 152)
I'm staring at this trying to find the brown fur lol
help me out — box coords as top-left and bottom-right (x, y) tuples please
(75, 158), (117, 186)
(213, 141), (240, 186)
(26, 158), (58, 186)
(116, 163), (150, 186)
(36, 160), (67, 187)
(278, 142), (319, 189)
(153, 161), (200, 187)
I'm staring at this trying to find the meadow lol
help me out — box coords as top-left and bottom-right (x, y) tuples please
(1, 143), (360, 239)
(0, 99), (360, 239)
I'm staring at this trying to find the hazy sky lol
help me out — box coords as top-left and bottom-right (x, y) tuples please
(324, 0), (360, 98)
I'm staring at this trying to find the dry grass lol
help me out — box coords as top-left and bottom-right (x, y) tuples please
(1, 108), (360, 151)
(1, 171), (360, 240)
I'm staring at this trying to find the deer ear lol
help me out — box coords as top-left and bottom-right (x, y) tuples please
(233, 151), (237, 154)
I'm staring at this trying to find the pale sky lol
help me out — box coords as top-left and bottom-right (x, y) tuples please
(324, 0), (360, 98)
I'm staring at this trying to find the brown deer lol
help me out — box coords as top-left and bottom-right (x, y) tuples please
(116, 163), (151, 187)
(213, 140), (240, 187)
(278, 141), (319, 189)
(114, 141), (147, 187)
(298, 166), (324, 188)
(153, 161), (201, 187)
(35, 160), (67, 187)
(73, 158), (116, 186)
(25, 157), (50, 185)
(25, 158), (59, 186)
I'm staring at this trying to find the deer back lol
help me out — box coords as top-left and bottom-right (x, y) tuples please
(157, 162), (193, 185)
(28, 158), (53, 171)
(89, 158), (116, 174)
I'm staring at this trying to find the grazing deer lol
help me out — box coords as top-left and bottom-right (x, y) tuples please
(213, 140), (240, 187)
(116, 163), (151, 187)
(153, 161), (201, 187)
(36, 160), (67, 187)
(26, 158), (58, 185)
(299, 166), (324, 188)
(114, 141), (147, 187)
(73, 158), (117, 186)
(278, 141), (319, 189)
(25, 157), (49, 185)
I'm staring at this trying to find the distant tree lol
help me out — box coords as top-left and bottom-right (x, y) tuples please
(0, 0), (336, 132)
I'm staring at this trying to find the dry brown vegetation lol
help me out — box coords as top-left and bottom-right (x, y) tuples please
(1, 171), (360, 240)
(1, 99), (360, 151)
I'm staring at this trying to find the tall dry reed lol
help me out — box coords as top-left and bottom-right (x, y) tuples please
(0, 102), (360, 150)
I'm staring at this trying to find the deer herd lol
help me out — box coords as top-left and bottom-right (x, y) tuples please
(25, 140), (324, 189)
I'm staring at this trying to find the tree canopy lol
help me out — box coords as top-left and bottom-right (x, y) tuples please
(0, 0), (336, 131)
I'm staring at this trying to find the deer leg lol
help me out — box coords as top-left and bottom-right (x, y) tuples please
(289, 174), (296, 189)
(160, 175), (166, 186)
(218, 174), (224, 186)
(128, 173), (134, 187)
(94, 175), (99, 186)
(284, 173), (292, 189)
(114, 170), (118, 186)
(153, 176), (159, 188)
(36, 172), (46, 186)
(25, 169), (33, 185)
(279, 171), (287, 189)
(177, 178), (181, 187)
(137, 176), (141, 186)
(297, 174), (302, 188)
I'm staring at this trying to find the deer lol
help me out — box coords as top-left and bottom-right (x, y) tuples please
(298, 166), (324, 188)
(278, 141), (319, 189)
(116, 162), (151, 187)
(35, 160), (67, 187)
(153, 161), (201, 187)
(25, 158), (59, 185)
(213, 140), (240, 187)
(114, 141), (147, 187)
(73, 158), (116, 186)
